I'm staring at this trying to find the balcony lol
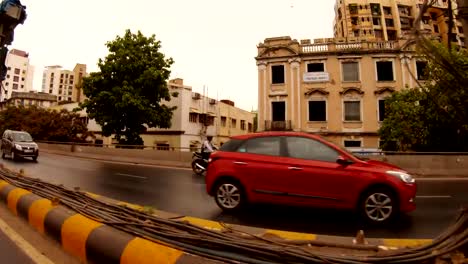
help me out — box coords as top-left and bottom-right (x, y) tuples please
(264, 120), (292, 131)
(301, 40), (400, 54)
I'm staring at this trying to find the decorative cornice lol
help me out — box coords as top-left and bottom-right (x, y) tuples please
(374, 87), (395, 95)
(258, 45), (299, 58)
(340, 87), (364, 95)
(305, 88), (329, 96)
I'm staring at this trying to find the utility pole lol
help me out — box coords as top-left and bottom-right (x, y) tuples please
(0, 0), (27, 94)
(448, 0), (454, 50)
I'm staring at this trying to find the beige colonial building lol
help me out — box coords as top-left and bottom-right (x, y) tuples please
(256, 37), (423, 150)
(0, 91), (57, 110)
(256, 0), (465, 150)
(334, 0), (465, 47)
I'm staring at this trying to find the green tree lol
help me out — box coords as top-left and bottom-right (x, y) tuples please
(379, 43), (468, 151)
(0, 106), (90, 142)
(80, 30), (176, 146)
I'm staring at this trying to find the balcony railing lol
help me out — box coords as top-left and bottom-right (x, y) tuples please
(264, 120), (292, 131)
(300, 41), (400, 54)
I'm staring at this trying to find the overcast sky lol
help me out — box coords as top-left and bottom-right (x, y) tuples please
(12, 0), (335, 111)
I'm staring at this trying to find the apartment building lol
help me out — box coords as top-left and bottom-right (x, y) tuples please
(0, 91), (57, 110)
(334, 0), (465, 47)
(256, 36), (424, 150)
(52, 78), (255, 150)
(41, 64), (88, 103)
(0, 49), (34, 102)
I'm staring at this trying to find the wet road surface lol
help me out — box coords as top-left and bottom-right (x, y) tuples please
(2, 153), (467, 239)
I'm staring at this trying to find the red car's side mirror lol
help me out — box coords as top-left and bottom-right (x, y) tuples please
(337, 156), (353, 166)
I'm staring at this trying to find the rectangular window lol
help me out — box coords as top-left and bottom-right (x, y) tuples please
(12, 83), (18, 90)
(14, 68), (20, 74)
(248, 123), (253, 132)
(383, 6), (392, 15)
(308, 101), (326, 121)
(271, 65), (285, 84)
(156, 143), (170, 151)
(307, 63), (324, 72)
(206, 116), (215, 126)
(189, 113), (197, 123)
(385, 19), (394, 27)
(231, 118), (237, 128)
(344, 140), (362, 148)
(371, 3), (381, 15)
(221, 116), (227, 127)
(344, 101), (361, 121)
(349, 4), (358, 15)
(240, 120), (246, 130)
(13, 76), (19, 82)
(342, 62), (359, 82)
(378, 99), (386, 122)
(373, 17), (381, 25)
(375, 30), (384, 39)
(376, 61), (394, 81)
(416, 61), (428, 80)
(352, 17), (359, 25)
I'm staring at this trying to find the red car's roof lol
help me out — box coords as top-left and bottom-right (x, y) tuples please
(231, 131), (322, 140)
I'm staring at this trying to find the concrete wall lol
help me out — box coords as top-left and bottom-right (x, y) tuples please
(38, 142), (468, 176)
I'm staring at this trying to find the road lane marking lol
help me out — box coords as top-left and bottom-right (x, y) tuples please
(416, 195), (452, 199)
(115, 173), (147, 180)
(0, 215), (54, 264)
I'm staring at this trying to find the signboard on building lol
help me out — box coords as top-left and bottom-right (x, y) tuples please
(303, 72), (330, 82)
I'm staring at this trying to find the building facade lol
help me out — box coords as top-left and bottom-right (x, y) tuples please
(1, 49), (34, 102)
(334, 0), (465, 47)
(41, 64), (88, 103)
(256, 37), (423, 150)
(0, 91), (57, 110)
(51, 78), (255, 150)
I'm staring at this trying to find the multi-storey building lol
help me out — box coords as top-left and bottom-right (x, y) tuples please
(256, 37), (423, 150)
(1, 49), (34, 102)
(334, 0), (465, 47)
(0, 91), (57, 110)
(41, 64), (88, 103)
(51, 78), (255, 150)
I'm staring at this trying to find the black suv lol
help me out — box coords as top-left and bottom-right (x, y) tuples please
(1, 130), (39, 161)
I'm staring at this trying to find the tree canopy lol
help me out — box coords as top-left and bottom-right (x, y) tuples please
(80, 29), (176, 146)
(379, 42), (468, 151)
(0, 106), (90, 142)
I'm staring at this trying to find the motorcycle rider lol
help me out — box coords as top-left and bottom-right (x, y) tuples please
(201, 135), (216, 160)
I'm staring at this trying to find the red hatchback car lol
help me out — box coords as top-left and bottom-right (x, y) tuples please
(206, 132), (416, 224)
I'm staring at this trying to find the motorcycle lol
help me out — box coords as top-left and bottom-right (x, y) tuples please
(192, 151), (208, 175)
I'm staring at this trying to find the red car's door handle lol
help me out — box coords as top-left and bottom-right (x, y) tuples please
(234, 161), (248, 165)
(288, 167), (303, 171)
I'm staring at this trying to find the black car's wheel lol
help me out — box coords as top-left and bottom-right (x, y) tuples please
(359, 188), (397, 224)
(191, 159), (204, 175)
(32, 155), (38, 162)
(214, 181), (245, 212)
(11, 151), (17, 161)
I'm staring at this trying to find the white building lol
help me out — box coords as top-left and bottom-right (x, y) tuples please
(42, 64), (87, 103)
(1, 49), (34, 102)
(50, 78), (255, 150)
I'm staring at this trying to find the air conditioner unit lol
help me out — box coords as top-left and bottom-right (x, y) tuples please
(192, 93), (201, 100)
(209, 99), (217, 105)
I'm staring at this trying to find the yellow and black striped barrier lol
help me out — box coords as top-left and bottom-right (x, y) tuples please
(0, 180), (219, 264)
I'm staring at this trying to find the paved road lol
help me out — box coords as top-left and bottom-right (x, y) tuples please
(0, 229), (34, 264)
(2, 153), (468, 239)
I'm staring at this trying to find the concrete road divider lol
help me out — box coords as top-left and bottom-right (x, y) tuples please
(0, 179), (220, 264)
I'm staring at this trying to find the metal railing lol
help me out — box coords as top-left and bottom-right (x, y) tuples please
(264, 120), (293, 131)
